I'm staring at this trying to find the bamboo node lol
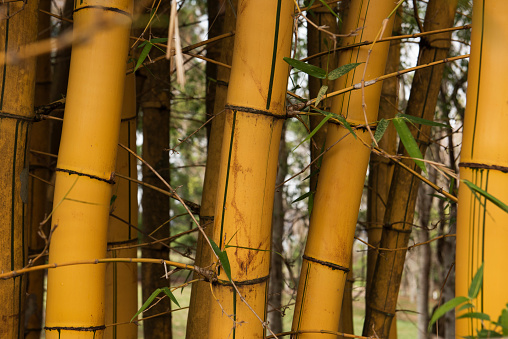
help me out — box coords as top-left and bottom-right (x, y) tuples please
(73, 5), (131, 18)
(55, 168), (116, 185)
(45, 325), (106, 332)
(302, 254), (349, 272)
(459, 162), (508, 173)
(225, 105), (287, 119)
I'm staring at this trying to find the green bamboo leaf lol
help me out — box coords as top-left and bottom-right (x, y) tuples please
(308, 191), (314, 216)
(218, 250), (232, 282)
(315, 85), (328, 107)
(148, 37), (169, 44)
(462, 180), (508, 213)
(135, 43), (153, 72)
(313, 108), (357, 139)
(161, 287), (181, 307)
(393, 117), (427, 174)
(283, 57), (327, 79)
(327, 63), (362, 80)
(428, 296), (470, 331)
(292, 114), (332, 152)
(476, 329), (503, 338)
(292, 191), (312, 204)
(396, 113), (449, 128)
(373, 118), (389, 145)
(131, 288), (162, 322)
(318, 0), (340, 19)
(497, 305), (508, 335)
(458, 302), (475, 311)
(468, 263), (484, 299)
(456, 312), (490, 321)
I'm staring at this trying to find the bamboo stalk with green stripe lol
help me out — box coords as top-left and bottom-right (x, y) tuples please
(104, 72), (138, 339)
(291, 0), (396, 337)
(186, 0), (237, 337)
(0, 1), (38, 337)
(455, 1), (508, 337)
(44, 1), (133, 338)
(207, 0), (293, 337)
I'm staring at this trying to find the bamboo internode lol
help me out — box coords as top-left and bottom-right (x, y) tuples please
(456, 1), (508, 337)
(44, 1), (133, 338)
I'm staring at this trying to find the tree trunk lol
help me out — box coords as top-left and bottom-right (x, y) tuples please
(363, 0), (458, 337)
(25, 0), (52, 337)
(207, 0), (293, 336)
(44, 1), (133, 338)
(455, 1), (508, 336)
(0, 1), (38, 337)
(268, 123), (288, 335)
(291, 0), (396, 336)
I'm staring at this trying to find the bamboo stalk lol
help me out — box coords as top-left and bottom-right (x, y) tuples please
(0, 0), (38, 337)
(186, 0), (237, 337)
(455, 1), (508, 337)
(291, 0), (397, 337)
(363, 0), (459, 337)
(44, 1), (133, 338)
(207, 0), (293, 337)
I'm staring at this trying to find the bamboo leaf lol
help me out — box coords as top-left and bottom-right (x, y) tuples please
(283, 57), (327, 79)
(131, 288), (162, 322)
(497, 305), (508, 335)
(373, 118), (389, 145)
(318, 0), (340, 19)
(462, 180), (508, 213)
(456, 312), (490, 321)
(458, 303), (475, 311)
(428, 296), (470, 331)
(135, 43), (153, 72)
(313, 108), (357, 139)
(218, 250), (232, 282)
(292, 191), (312, 204)
(393, 117), (427, 174)
(476, 329), (503, 338)
(292, 114), (332, 152)
(327, 63), (362, 80)
(161, 287), (181, 307)
(468, 263), (484, 299)
(396, 113), (449, 128)
(315, 85), (328, 107)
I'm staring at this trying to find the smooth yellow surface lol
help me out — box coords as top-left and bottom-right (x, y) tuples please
(45, 2), (132, 338)
(208, 0), (293, 337)
(456, 1), (508, 337)
(104, 73), (138, 339)
(291, 0), (395, 336)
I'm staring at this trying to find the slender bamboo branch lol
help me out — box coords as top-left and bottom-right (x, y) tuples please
(0, 258), (215, 281)
(302, 24), (471, 63)
(355, 234), (456, 252)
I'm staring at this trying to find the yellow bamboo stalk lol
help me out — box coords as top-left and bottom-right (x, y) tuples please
(365, 9), (401, 339)
(363, 0), (458, 337)
(25, 0), (52, 337)
(186, 0), (237, 337)
(0, 1), (38, 337)
(104, 72), (138, 339)
(291, 0), (396, 337)
(207, 0), (293, 337)
(44, 1), (133, 338)
(455, 1), (508, 337)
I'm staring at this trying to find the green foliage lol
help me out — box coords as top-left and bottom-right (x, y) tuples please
(429, 264), (508, 338)
(462, 180), (508, 213)
(392, 117), (427, 174)
(209, 238), (232, 282)
(131, 287), (180, 322)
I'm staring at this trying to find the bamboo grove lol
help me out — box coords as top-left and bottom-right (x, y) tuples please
(1, 0), (507, 338)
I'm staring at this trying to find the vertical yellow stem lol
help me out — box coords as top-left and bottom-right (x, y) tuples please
(186, 0), (237, 337)
(456, 1), (508, 337)
(207, 1), (293, 337)
(44, 1), (133, 338)
(104, 73), (138, 339)
(291, 0), (395, 337)
(0, 1), (38, 337)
